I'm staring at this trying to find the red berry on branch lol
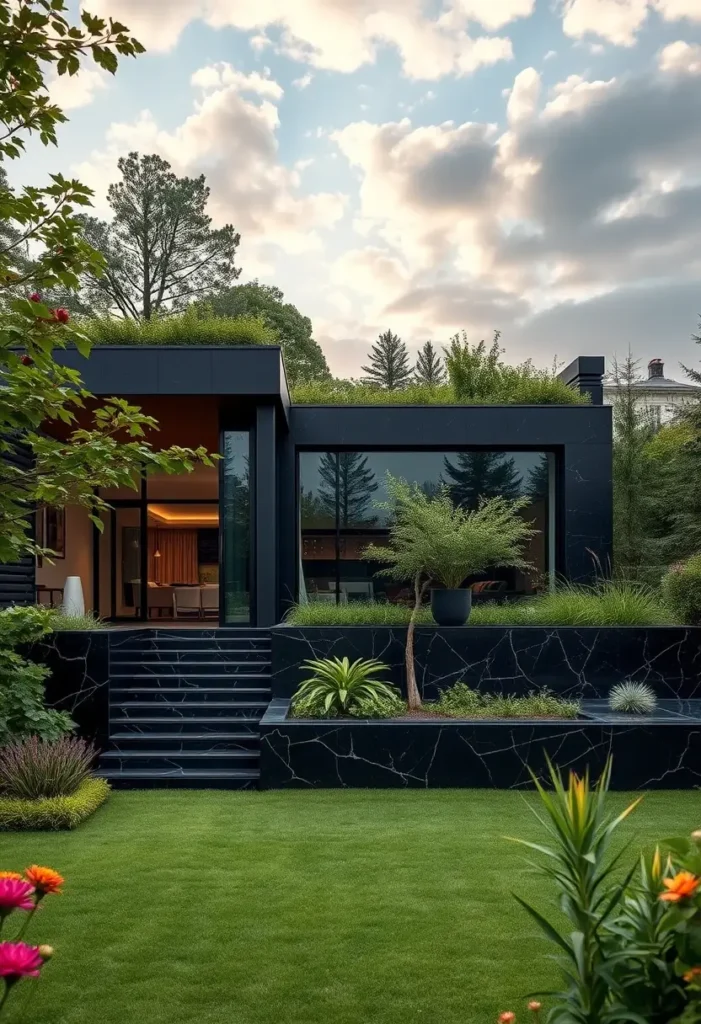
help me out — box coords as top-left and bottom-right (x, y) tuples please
(54, 308), (70, 323)
(29, 292), (41, 302)
(20, 355), (33, 366)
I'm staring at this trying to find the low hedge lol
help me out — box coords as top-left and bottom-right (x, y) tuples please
(0, 777), (111, 831)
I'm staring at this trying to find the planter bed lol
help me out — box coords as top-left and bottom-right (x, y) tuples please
(259, 697), (701, 790)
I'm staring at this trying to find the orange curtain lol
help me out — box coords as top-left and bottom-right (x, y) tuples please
(148, 529), (198, 585)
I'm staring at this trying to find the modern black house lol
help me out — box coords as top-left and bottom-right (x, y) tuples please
(8, 345), (612, 625)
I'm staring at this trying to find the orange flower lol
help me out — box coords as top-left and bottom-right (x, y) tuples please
(499, 1014), (517, 1023)
(684, 967), (701, 983)
(24, 866), (64, 897)
(660, 870), (700, 902)
(0, 873), (22, 881)
(528, 1003), (542, 1013)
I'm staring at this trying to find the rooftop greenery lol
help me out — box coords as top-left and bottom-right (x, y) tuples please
(81, 309), (275, 347)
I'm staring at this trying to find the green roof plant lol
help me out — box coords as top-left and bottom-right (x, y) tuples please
(81, 308), (275, 347)
(608, 681), (657, 714)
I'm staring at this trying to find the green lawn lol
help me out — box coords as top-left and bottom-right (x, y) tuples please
(2, 789), (699, 1024)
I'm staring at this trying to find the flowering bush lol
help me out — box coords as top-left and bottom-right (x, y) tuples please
(0, 864), (63, 1015)
(503, 758), (701, 1024)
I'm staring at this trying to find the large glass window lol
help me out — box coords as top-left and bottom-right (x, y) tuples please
(299, 451), (554, 604)
(222, 432), (251, 623)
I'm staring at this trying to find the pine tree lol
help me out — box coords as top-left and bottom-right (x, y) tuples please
(413, 341), (445, 386)
(361, 330), (412, 390)
(443, 452), (522, 510)
(527, 454), (550, 500)
(610, 354), (657, 579)
(317, 453), (378, 526)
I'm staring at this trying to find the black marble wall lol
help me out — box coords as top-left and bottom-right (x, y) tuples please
(32, 630), (110, 748)
(260, 698), (701, 791)
(271, 626), (701, 701)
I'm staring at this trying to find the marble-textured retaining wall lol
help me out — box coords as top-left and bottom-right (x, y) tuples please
(31, 630), (110, 748)
(271, 626), (701, 701)
(260, 697), (701, 790)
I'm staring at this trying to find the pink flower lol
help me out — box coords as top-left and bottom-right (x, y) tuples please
(0, 942), (43, 980)
(29, 292), (41, 302)
(0, 879), (35, 914)
(54, 308), (69, 324)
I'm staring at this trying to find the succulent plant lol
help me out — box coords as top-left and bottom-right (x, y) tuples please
(608, 681), (657, 715)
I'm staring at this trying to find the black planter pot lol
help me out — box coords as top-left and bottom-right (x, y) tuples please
(430, 588), (472, 626)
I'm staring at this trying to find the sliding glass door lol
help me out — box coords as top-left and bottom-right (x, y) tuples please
(222, 431), (251, 624)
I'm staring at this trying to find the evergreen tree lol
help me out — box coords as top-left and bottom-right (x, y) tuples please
(317, 453), (378, 526)
(413, 341), (445, 386)
(79, 152), (240, 319)
(443, 452), (521, 510)
(610, 354), (657, 580)
(361, 330), (412, 390)
(527, 454), (550, 500)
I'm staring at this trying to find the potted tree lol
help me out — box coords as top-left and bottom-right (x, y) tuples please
(364, 475), (536, 710)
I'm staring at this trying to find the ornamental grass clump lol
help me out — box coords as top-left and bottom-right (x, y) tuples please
(0, 863), (64, 1016)
(0, 737), (96, 800)
(608, 681), (657, 714)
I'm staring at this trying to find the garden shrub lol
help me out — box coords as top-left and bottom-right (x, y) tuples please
(0, 736), (96, 799)
(49, 611), (106, 630)
(82, 308), (275, 347)
(348, 693), (408, 719)
(291, 376), (587, 407)
(0, 607), (75, 743)
(661, 554), (701, 624)
(433, 682), (580, 719)
(0, 777), (110, 830)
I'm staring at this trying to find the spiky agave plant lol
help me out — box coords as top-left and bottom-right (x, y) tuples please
(608, 681), (658, 714)
(292, 657), (398, 717)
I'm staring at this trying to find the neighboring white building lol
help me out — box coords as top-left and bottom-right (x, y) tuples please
(603, 359), (701, 427)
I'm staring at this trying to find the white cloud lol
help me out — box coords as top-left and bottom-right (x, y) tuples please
(658, 40), (701, 74)
(507, 68), (541, 124)
(190, 63), (283, 99)
(561, 0), (649, 46)
(653, 0), (701, 21)
(74, 64), (345, 259)
(48, 66), (108, 109)
(293, 73), (314, 89)
(86, 0), (514, 79)
(452, 0), (535, 31)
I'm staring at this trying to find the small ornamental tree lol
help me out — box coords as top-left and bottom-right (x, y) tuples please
(0, 2), (216, 564)
(364, 475), (535, 709)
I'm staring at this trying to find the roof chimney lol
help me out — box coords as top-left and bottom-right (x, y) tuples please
(648, 358), (664, 379)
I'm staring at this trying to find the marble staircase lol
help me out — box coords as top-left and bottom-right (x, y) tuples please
(97, 628), (271, 788)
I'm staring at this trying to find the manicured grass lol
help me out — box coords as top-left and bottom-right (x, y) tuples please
(0, 778), (110, 830)
(1, 789), (696, 1024)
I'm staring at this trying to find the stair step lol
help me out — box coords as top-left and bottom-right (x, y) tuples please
(96, 768), (259, 789)
(108, 733), (259, 750)
(110, 687), (270, 695)
(100, 750), (260, 770)
(110, 658), (271, 668)
(110, 716), (262, 729)
(109, 672), (271, 681)
(110, 731), (259, 741)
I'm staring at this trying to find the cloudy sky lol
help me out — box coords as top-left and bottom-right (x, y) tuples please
(16, 0), (701, 378)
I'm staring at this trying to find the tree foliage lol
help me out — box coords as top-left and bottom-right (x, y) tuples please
(0, 1), (215, 565)
(361, 329), (412, 390)
(413, 340), (445, 386)
(443, 452), (521, 510)
(79, 152), (241, 319)
(197, 282), (329, 384)
(318, 452), (378, 526)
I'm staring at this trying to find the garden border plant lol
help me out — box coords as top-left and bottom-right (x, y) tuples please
(0, 777), (109, 831)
